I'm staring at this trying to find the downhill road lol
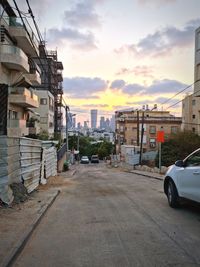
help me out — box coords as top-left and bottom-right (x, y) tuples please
(14, 163), (200, 267)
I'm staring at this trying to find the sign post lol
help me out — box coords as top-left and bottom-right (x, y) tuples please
(156, 131), (164, 173)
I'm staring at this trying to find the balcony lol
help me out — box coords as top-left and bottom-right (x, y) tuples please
(0, 44), (29, 72)
(27, 120), (40, 135)
(7, 119), (29, 137)
(25, 71), (41, 85)
(9, 87), (39, 108)
(9, 17), (39, 57)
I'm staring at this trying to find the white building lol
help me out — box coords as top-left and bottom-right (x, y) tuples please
(0, 1), (40, 137)
(34, 90), (54, 137)
(182, 26), (200, 135)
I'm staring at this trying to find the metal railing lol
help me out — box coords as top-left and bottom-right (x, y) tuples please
(1, 44), (28, 61)
(8, 16), (39, 49)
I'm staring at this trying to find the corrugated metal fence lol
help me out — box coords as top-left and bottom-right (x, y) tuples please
(0, 136), (57, 204)
(20, 138), (42, 193)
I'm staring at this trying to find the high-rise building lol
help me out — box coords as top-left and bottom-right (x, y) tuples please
(182, 26), (200, 135)
(100, 116), (105, 129)
(72, 117), (76, 128)
(91, 109), (97, 128)
(110, 115), (115, 132)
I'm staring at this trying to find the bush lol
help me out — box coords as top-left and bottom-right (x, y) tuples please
(63, 161), (69, 171)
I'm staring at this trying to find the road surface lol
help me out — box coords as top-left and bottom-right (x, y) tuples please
(14, 163), (200, 267)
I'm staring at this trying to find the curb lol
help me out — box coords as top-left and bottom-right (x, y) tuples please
(130, 171), (164, 181)
(3, 190), (60, 267)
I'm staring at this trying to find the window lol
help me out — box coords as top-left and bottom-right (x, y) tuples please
(49, 122), (54, 128)
(197, 64), (200, 80)
(9, 110), (18, 119)
(192, 99), (196, 106)
(192, 127), (195, 133)
(185, 150), (200, 167)
(171, 126), (178, 134)
(149, 126), (156, 134)
(149, 138), (156, 148)
(125, 127), (127, 131)
(40, 98), (47, 105)
(193, 114), (196, 119)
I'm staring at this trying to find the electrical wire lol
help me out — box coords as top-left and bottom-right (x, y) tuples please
(165, 79), (200, 110)
(161, 83), (194, 105)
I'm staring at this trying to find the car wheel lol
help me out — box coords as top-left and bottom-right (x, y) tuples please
(167, 181), (179, 208)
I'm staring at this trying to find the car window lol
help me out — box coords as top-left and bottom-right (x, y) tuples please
(185, 151), (200, 167)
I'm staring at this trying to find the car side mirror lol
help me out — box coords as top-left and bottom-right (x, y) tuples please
(175, 160), (184, 167)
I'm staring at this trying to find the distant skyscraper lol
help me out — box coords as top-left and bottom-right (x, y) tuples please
(110, 115), (115, 132)
(100, 116), (105, 129)
(84, 121), (88, 128)
(72, 117), (76, 128)
(77, 122), (81, 129)
(91, 109), (97, 128)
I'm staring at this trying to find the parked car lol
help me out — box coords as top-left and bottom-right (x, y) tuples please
(91, 155), (99, 163)
(80, 156), (89, 164)
(164, 148), (200, 208)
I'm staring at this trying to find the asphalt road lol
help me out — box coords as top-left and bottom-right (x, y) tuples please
(14, 163), (200, 267)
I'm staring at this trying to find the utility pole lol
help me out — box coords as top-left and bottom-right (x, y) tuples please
(139, 111), (144, 165)
(137, 110), (139, 146)
(77, 131), (80, 162)
(65, 105), (69, 153)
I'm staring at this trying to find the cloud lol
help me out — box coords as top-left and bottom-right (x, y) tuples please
(121, 79), (188, 96)
(63, 77), (108, 98)
(122, 84), (146, 95)
(146, 79), (187, 94)
(82, 104), (109, 108)
(110, 79), (126, 89)
(47, 0), (103, 51)
(15, 0), (54, 19)
(63, 0), (101, 29)
(116, 66), (154, 78)
(115, 19), (200, 57)
(138, 0), (177, 6)
(47, 28), (97, 51)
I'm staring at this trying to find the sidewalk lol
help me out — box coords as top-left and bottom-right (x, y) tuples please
(130, 170), (164, 180)
(0, 168), (77, 267)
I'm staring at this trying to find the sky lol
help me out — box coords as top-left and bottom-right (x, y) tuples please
(12, 0), (200, 125)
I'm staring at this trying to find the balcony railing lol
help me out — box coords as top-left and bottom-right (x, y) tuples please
(1, 44), (28, 61)
(8, 16), (39, 49)
(9, 87), (39, 108)
(0, 44), (29, 72)
(7, 119), (26, 128)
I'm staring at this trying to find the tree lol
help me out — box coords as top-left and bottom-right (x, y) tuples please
(155, 131), (200, 167)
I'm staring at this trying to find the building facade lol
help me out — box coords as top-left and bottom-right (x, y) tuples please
(33, 90), (54, 137)
(182, 26), (200, 135)
(91, 109), (97, 129)
(0, 1), (40, 137)
(115, 109), (182, 154)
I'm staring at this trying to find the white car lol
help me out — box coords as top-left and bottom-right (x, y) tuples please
(80, 156), (89, 164)
(164, 148), (200, 208)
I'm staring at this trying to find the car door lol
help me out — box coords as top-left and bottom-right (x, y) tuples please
(177, 150), (200, 202)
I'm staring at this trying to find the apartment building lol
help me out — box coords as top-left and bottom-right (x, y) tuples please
(31, 90), (54, 137)
(0, 0), (40, 137)
(36, 46), (64, 139)
(182, 26), (200, 134)
(115, 109), (182, 154)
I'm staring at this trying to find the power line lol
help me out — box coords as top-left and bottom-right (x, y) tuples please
(165, 79), (200, 110)
(161, 83), (194, 105)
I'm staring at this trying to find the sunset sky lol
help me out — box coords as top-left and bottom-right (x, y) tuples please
(15, 0), (200, 125)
